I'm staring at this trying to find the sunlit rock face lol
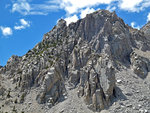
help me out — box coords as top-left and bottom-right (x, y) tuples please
(1, 10), (150, 112)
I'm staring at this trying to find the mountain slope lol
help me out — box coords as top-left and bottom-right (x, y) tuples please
(0, 10), (150, 113)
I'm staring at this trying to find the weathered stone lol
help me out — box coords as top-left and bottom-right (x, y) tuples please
(0, 86), (5, 96)
(1, 9), (150, 113)
(36, 65), (66, 105)
(130, 52), (150, 78)
(69, 69), (80, 86)
(76, 54), (116, 111)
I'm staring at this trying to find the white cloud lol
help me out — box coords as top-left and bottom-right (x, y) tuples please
(119, 0), (143, 12)
(11, 0), (116, 15)
(29, 4), (60, 15)
(20, 19), (29, 26)
(65, 15), (79, 25)
(147, 13), (150, 22)
(61, 0), (115, 14)
(106, 5), (116, 12)
(80, 8), (95, 18)
(131, 22), (140, 30)
(12, 0), (31, 15)
(14, 19), (30, 30)
(14, 26), (24, 30)
(10, 0), (150, 16)
(61, 0), (150, 13)
(64, 7), (96, 26)
(131, 22), (135, 27)
(119, 0), (150, 12)
(11, 0), (60, 15)
(141, 1), (150, 8)
(0, 26), (13, 36)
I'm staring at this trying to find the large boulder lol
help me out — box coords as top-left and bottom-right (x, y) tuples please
(130, 51), (150, 78)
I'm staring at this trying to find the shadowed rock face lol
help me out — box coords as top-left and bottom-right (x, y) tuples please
(0, 10), (150, 112)
(140, 22), (150, 50)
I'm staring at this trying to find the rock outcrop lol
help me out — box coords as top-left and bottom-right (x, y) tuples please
(130, 51), (150, 78)
(36, 65), (66, 105)
(0, 10), (150, 113)
(77, 54), (116, 111)
(141, 21), (150, 38)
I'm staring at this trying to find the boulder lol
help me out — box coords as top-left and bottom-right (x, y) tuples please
(130, 52), (150, 78)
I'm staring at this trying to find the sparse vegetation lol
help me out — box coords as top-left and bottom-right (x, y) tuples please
(20, 93), (26, 103)
(12, 106), (17, 113)
(6, 90), (11, 98)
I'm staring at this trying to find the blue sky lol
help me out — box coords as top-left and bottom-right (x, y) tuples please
(0, 0), (150, 66)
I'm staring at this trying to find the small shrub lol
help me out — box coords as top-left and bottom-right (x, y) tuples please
(12, 106), (17, 113)
(6, 90), (11, 98)
(27, 50), (31, 53)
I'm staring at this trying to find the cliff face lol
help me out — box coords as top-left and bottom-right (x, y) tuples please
(0, 10), (150, 113)
(141, 21), (150, 38)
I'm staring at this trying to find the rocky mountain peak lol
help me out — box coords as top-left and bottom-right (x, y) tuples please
(0, 10), (150, 113)
(57, 19), (66, 27)
(141, 21), (150, 39)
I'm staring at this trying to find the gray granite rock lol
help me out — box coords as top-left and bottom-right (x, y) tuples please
(0, 9), (150, 113)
